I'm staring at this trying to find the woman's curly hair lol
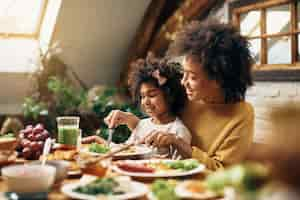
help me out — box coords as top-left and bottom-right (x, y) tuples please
(129, 55), (187, 115)
(167, 20), (254, 103)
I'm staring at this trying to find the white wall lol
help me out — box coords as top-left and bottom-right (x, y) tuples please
(51, 0), (151, 87)
(0, 0), (151, 114)
(0, 73), (31, 113)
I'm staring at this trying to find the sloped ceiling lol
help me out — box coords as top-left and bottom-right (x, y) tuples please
(52, 0), (151, 87)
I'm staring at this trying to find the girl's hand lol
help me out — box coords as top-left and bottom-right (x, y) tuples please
(104, 110), (140, 130)
(82, 135), (107, 144)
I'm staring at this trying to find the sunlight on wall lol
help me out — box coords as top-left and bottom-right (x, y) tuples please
(39, 0), (62, 53)
(0, 39), (39, 72)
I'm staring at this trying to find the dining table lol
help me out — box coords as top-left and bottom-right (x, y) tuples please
(0, 149), (224, 200)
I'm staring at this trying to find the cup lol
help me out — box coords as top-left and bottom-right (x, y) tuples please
(56, 116), (80, 146)
(76, 153), (109, 177)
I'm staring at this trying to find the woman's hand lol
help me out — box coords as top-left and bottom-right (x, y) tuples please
(143, 131), (175, 147)
(142, 131), (193, 158)
(104, 110), (140, 130)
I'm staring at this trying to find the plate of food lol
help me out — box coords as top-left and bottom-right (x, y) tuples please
(82, 143), (153, 159)
(148, 179), (179, 200)
(175, 180), (220, 199)
(61, 176), (148, 200)
(112, 159), (205, 178)
(46, 150), (82, 177)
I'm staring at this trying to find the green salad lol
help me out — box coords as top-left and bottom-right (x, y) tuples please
(74, 177), (124, 195)
(205, 163), (269, 194)
(164, 159), (199, 171)
(151, 179), (178, 200)
(0, 133), (15, 138)
(88, 143), (110, 154)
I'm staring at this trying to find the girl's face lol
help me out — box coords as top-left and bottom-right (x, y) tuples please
(181, 56), (219, 102)
(140, 82), (170, 118)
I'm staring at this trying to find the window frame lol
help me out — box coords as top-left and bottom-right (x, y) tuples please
(0, 0), (48, 39)
(230, 0), (300, 81)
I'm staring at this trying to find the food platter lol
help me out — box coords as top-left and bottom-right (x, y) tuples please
(82, 144), (153, 159)
(175, 180), (220, 199)
(61, 176), (148, 200)
(112, 159), (205, 178)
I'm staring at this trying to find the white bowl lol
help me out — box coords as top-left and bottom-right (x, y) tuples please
(1, 164), (56, 193)
(30, 160), (69, 183)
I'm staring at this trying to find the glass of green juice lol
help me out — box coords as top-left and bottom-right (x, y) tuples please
(56, 116), (80, 146)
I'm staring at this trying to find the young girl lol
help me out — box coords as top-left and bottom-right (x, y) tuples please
(85, 57), (192, 158)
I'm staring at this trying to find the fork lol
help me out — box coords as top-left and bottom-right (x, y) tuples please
(107, 128), (114, 147)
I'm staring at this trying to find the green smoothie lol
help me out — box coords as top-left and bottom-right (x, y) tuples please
(58, 126), (79, 145)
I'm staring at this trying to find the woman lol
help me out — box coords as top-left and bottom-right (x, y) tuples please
(164, 20), (254, 170)
(102, 20), (254, 170)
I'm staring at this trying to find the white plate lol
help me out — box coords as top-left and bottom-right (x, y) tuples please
(61, 180), (148, 200)
(112, 159), (205, 178)
(82, 145), (153, 158)
(175, 180), (220, 199)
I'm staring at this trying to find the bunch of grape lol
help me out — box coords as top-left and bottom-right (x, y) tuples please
(18, 124), (50, 160)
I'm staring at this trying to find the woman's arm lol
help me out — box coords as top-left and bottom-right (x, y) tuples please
(192, 113), (254, 170)
(172, 137), (192, 158)
(142, 131), (192, 158)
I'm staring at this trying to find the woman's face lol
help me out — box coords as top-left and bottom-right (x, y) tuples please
(181, 56), (218, 102)
(140, 82), (170, 118)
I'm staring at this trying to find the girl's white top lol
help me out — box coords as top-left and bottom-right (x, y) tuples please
(126, 117), (191, 156)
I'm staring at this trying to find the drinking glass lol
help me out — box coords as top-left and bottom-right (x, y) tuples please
(56, 116), (80, 146)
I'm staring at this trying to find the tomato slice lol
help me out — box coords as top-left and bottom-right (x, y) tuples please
(116, 162), (155, 173)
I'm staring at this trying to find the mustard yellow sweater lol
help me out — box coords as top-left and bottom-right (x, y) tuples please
(181, 101), (254, 170)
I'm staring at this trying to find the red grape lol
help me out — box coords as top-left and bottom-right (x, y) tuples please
(19, 133), (25, 139)
(18, 124), (50, 159)
(23, 128), (32, 136)
(21, 139), (31, 148)
(22, 147), (32, 159)
(30, 141), (40, 151)
(34, 133), (43, 141)
(37, 141), (44, 149)
(34, 151), (42, 159)
(25, 125), (33, 130)
(33, 127), (43, 135)
(40, 130), (49, 141)
(25, 125), (33, 132)
(35, 123), (44, 130)
(27, 133), (35, 141)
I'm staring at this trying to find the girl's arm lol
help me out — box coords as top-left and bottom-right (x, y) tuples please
(82, 135), (107, 144)
(104, 110), (140, 131)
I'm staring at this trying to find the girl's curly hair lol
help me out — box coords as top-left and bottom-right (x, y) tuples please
(167, 20), (254, 103)
(129, 55), (186, 115)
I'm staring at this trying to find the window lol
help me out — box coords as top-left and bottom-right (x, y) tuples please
(230, 0), (300, 81)
(0, 0), (61, 72)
